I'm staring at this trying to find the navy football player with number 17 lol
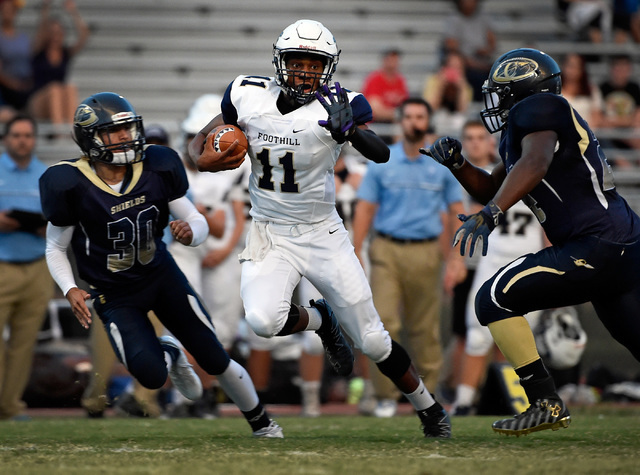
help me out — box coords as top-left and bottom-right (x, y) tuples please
(189, 19), (451, 438)
(423, 48), (640, 436)
(39, 92), (283, 438)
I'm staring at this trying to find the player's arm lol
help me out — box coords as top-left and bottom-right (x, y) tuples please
(188, 113), (245, 173)
(490, 130), (556, 213)
(349, 125), (390, 164)
(45, 223), (92, 329)
(168, 195), (209, 247)
(421, 137), (503, 204)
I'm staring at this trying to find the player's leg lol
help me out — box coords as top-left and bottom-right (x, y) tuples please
(156, 257), (282, 437)
(241, 243), (353, 376)
(307, 227), (450, 438)
(476, 246), (596, 435)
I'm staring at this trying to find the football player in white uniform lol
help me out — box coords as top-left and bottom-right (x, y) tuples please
(189, 19), (451, 438)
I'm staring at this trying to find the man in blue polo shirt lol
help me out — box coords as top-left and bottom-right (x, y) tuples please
(353, 98), (465, 418)
(0, 114), (53, 420)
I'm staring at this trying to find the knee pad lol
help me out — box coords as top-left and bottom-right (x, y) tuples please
(376, 340), (411, 379)
(360, 329), (392, 363)
(245, 308), (280, 338)
(465, 325), (493, 357)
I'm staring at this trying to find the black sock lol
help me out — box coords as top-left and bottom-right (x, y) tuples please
(515, 358), (557, 401)
(241, 404), (271, 432)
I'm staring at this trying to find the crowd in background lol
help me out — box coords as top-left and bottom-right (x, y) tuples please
(0, 0), (639, 420)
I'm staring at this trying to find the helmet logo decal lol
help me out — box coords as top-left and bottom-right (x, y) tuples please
(493, 58), (539, 84)
(112, 111), (134, 121)
(74, 104), (98, 127)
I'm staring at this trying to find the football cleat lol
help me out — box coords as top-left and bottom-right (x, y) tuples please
(311, 299), (354, 377)
(373, 399), (398, 418)
(252, 420), (284, 438)
(418, 402), (452, 438)
(492, 397), (571, 436)
(159, 335), (203, 401)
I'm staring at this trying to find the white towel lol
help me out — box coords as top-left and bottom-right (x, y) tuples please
(238, 221), (273, 263)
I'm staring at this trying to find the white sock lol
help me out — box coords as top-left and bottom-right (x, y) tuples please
(403, 379), (436, 412)
(304, 306), (323, 331)
(454, 384), (476, 408)
(217, 359), (259, 412)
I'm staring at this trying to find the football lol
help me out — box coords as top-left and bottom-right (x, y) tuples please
(207, 124), (248, 155)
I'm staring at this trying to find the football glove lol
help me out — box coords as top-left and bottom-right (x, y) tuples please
(453, 200), (504, 257)
(316, 82), (355, 144)
(420, 136), (465, 170)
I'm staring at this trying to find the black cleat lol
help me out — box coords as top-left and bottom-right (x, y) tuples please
(418, 402), (452, 438)
(492, 397), (571, 436)
(311, 299), (354, 377)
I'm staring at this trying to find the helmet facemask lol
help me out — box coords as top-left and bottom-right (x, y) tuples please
(93, 118), (145, 165)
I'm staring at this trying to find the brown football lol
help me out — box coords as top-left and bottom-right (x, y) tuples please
(207, 124), (248, 155)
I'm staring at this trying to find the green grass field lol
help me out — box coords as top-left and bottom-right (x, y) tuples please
(1, 405), (639, 475)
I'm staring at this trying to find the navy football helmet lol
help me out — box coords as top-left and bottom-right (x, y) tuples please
(273, 19), (340, 105)
(73, 92), (145, 165)
(481, 48), (562, 133)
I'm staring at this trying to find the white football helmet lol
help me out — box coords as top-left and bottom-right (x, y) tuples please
(182, 94), (222, 135)
(273, 19), (340, 104)
(534, 306), (587, 370)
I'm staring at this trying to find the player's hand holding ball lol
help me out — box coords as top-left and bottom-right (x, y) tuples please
(197, 124), (248, 172)
(316, 82), (355, 144)
(420, 137), (465, 170)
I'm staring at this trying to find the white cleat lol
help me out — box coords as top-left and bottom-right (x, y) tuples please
(159, 335), (203, 401)
(252, 420), (284, 438)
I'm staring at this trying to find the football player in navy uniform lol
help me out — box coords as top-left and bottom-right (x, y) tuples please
(188, 19), (451, 438)
(39, 92), (283, 437)
(423, 48), (640, 436)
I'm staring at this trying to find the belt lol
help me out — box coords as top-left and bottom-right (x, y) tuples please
(376, 232), (437, 244)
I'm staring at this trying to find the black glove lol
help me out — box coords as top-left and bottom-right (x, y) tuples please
(420, 136), (464, 170)
(453, 200), (504, 257)
(316, 82), (355, 144)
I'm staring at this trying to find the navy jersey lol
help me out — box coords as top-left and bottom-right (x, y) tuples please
(500, 93), (640, 245)
(39, 145), (188, 289)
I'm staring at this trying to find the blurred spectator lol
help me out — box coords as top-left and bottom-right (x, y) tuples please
(598, 54), (640, 167)
(352, 98), (465, 418)
(0, 0), (33, 116)
(442, 0), (496, 102)
(560, 53), (603, 127)
(422, 51), (473, 137)
(556, 0), (612, 43)
(612, 0), (640, 43)
(0, 114), (53, 420)
(361, 48), (409, 144)
(28, 0), (89, 131)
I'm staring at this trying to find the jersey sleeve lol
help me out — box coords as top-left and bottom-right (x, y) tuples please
(510, 93), (573, 137)
(222, 77), (241, 126)
(39, 162), (80, 226)
(146, 146), (189, 201)
(350, 92), (374, 125)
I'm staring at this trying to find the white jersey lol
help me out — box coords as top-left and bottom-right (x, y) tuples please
(484, 199), (545, 260)
(224, 75), (367, 225)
